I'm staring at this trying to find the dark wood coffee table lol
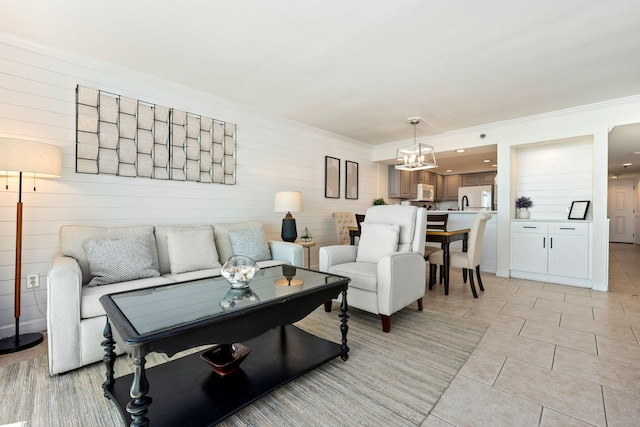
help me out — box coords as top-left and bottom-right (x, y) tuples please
(99, 266), (349, 426)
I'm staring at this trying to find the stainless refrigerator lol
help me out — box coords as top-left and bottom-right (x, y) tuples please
(457, 185), (494, 210)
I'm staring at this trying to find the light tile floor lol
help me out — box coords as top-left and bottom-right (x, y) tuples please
(424, 242), (640, 427)
(1, 244), (639, 426)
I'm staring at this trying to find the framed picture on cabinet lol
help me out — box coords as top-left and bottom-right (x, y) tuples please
(568, 200), (590, 220)
(345, 160), (359, 200)
(324, 156), (340, 198)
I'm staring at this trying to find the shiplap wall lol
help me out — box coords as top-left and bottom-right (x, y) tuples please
(514, 136), (593, 220)
(0, 34), (378, 336)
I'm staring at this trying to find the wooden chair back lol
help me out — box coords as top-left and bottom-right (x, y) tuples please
(426, 214), (448, 231)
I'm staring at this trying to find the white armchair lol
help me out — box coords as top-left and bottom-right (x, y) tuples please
(320, 205), (427, 332)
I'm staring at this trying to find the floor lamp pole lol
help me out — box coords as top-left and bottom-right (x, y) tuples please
(0, 172), (44, 354)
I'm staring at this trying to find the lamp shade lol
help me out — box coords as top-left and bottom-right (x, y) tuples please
(274, 191), (302, 213)
(0, 138), (62, 177)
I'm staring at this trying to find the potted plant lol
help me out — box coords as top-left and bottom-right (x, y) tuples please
(515, 196), (533, 219)
(372, 198), (387, 206)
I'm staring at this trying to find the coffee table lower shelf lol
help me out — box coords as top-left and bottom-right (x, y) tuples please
(105, 325), (342, 426)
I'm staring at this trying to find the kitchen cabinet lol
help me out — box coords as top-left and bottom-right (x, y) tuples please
(434, 173), (444, 201)
(479, 171), (496, 185)
(388, 165), (417, 198)
(511, 221), (591, 287)
(443, 174), (462, 201)
(417, 170), (431, 184)
(462, 173), (480, 186)
(462, 171), (496, 186)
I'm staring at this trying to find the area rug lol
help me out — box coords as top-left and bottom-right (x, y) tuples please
(0, 304), (487, 426)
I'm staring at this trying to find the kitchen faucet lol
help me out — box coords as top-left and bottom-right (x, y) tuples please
(461, 195), (469, 211)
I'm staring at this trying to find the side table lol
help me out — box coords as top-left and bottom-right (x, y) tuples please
(297, 240), (316, 268)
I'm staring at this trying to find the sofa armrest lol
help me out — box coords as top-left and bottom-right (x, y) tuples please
(319, 245), (358, 272)
(269, 240), (304, 267)
(46, 254), (84, 375)
(376, 252), (426, 315)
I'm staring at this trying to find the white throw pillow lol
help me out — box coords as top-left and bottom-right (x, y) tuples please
(355, 223), (400, 263)
(83, 233), (160, 286)
(227, 224), (272, 262)
(167, 229), (221, 274)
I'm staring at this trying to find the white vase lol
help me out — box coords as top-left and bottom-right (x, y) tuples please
(518, 207), (531, 219)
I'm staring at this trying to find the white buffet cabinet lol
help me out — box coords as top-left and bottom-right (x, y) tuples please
(510, 220), (592, 287)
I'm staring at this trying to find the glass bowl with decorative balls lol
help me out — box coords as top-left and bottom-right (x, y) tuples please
(220, 255), (259, 289)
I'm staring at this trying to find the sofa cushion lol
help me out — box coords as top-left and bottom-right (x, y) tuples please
(167, 229), (221, 274)
(60, 225), (159, 286)
(83, 233), (161, 286)
(328, 262), (378, 292)
(213, 221), (269, 264)
(227, 224), (272, 262)
(81, 276), (174, 319)
(356, 223), (400, 263)
(154, 224), (213, 274)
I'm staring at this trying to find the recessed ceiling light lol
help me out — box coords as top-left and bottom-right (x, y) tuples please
(446, 169), (453, 172)
(456, 149), (465, 153)
(612, 175), (619, 179)
(623, 163), (632, 167)
(492, 164), (497, 168)
(633, 151), (640, 155)
(483, 159), (491, 163)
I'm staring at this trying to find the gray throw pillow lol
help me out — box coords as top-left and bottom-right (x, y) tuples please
(227, 225), (272, 262)
(82, 233), (160, 286)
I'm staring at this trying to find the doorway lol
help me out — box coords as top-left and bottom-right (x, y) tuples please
(608, 179), (635, 243)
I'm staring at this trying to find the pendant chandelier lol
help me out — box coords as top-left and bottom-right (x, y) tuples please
(395, 117), (437, 171)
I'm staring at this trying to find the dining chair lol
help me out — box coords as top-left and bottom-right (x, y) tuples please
(424, 214), (448, 282)
(355, 214), (366, 243)
(332, 212), (357, 245)
(429, 212), (491, 298)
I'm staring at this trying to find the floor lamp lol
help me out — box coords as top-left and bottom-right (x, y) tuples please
(0, 138), (62, 354)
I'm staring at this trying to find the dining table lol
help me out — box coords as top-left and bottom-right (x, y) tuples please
(426, 228), (470, 295)
(348, 225), (469, 296)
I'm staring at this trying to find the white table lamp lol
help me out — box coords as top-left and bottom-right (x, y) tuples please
(274, 191), (302, 242)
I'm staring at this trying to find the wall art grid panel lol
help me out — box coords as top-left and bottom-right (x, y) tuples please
(75, 85), (236, 184)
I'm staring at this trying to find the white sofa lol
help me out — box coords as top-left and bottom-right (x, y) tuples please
(46, 221), (303, 375)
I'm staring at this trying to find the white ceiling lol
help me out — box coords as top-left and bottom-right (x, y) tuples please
(1, 1), (640, 174)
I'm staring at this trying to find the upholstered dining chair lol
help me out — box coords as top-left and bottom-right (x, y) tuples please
(321, 205), (427, 332)
(429, 211), (491, 298)
(332, 212), (357, 245)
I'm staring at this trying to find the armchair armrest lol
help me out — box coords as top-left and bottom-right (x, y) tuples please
(269, 240), (304, 267)
(376, 252), (426, 315)
(46, 254), (83, 375)
(319, 245), (358, 272)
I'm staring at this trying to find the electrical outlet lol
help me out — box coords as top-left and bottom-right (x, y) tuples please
(27, 274), (39, 289)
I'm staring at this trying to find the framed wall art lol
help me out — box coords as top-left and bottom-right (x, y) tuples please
(75, 85), (237, 184)
(324, 156), (340, 198)
(568, 200), (590, 220)
(345, 160), (359, 200)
